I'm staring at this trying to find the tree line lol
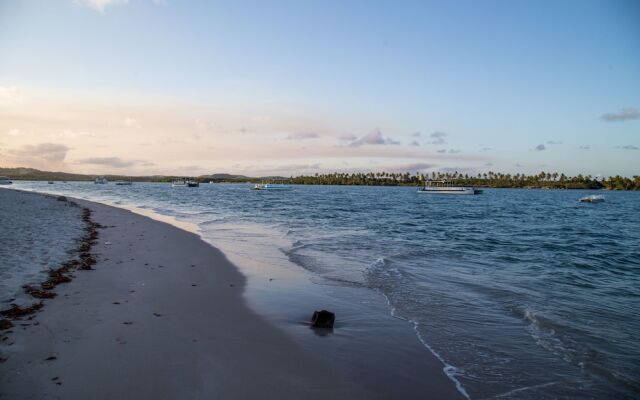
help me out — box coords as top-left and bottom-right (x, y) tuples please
(287, 171), (640, 190)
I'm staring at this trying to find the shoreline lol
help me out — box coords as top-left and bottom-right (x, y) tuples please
(0, 190), (464, 399)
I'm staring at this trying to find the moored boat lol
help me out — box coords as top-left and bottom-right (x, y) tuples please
(417, 180), (482, 195)
(579, 194), (604, 203)
(172, 178), (199, 187)
(115, 181), (133, 186)
(251, 182), (291, 190)
(0, 176), (12, 185)
(95, 177), (108, 184)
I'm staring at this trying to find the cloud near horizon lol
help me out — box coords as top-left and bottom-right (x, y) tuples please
(6, 143), (70, 167)
(601, 108), (640, 122)
(349, 129), (400, 147)
(428, 131), (447, 145)
(535, 144), (546, 151)
(76, 157), (155, 168)
(286, 132), (319, 140)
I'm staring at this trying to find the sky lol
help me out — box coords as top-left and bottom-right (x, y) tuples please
(0, 0), (639, 177)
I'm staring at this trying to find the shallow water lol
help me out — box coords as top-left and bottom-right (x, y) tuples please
(7, 182), (640, 399)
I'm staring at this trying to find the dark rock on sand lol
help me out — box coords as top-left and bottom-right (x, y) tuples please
(310, 310), (335, 329)
(57, 196), (67, 202)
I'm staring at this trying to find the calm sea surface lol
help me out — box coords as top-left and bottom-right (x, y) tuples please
(5, 182), (640, 399)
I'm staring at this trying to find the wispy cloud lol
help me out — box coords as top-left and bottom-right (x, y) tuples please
(428, 131), (447, 145)
(409, 140), (420, 146)
(579, 145), (591, 150)
(546, 140), (562, 145)
(286, 132), (319, 140)
(535, 144), (546, 151)
(0, 86), (20, 100)
(386, 162), (435, 173)
(76, 156), (155, 168)
(601, 108), (640, 122)
(411, 131), (421, 137)
(349, 129), (400, 147)
(8, 143), (70, 164)
(339, 133), (357, 141)
(123, 117), (141, 129)
(615, 144), (639, 150)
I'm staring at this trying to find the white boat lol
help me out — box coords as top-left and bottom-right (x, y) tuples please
(0, 176), (12, 185)
(172, 178), (199, 187)
(579, 194), (604, 203)
(417, 180), (482, 195)
(115, 181), (132, 186)
(251, 182), (291, 190)
(95, 177), (108, 184)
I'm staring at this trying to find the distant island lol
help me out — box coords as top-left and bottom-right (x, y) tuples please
(1, 167), (639, 190)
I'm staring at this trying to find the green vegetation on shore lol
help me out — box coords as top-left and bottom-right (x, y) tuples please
(2, 167), (639, 190)
(290, 171), (640, 190)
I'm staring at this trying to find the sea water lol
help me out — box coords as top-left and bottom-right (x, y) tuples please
(5, 182), (639, 399)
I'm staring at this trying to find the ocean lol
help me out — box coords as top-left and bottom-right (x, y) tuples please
(2, 182), (639, 399)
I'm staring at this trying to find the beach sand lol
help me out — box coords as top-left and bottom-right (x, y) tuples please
(0, 193), (464, 399)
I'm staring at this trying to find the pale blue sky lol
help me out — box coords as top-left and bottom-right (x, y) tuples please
(0, 0), (638, 176)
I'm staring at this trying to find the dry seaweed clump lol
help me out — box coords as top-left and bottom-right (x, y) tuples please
(0, 302), (44, 319)
(0, 206), (102, 321)
(0, 319), (13, 331)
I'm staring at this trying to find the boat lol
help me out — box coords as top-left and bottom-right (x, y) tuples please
(47, 181), (54, 184)
(579, 194), (604, 203)
(115, 181), (132, 186)
(417, 180), (482, 195)
(0, 176), (13, 185)
(251, 182), (291, 190)
(172, 178), (199, 187)
(95, 177), (108, 184)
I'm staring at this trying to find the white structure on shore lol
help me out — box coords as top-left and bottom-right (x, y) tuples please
(95, 177), (108, 184)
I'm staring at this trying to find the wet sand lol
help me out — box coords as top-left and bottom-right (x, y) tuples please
(0, 193), (464, 399)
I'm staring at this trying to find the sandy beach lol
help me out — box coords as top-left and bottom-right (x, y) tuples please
(0, 191), (463, 400)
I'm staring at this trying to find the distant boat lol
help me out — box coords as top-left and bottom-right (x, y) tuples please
(172, 178), (199, 187)
(251, 182), (291, 190)
(579, 194), (604, 203)
(47, 181), (54, 184)
(417, 180), (482, 195)
(0, 176), (12, 185)
(115, 181), (132, 186)
(95, 177), (108, 184)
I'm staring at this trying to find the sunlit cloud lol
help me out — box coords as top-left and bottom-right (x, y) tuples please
(75, 0), (129, 12)
(0, 86), (21, 100)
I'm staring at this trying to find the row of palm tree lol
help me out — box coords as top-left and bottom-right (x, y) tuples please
(286, 171), (640, 190)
